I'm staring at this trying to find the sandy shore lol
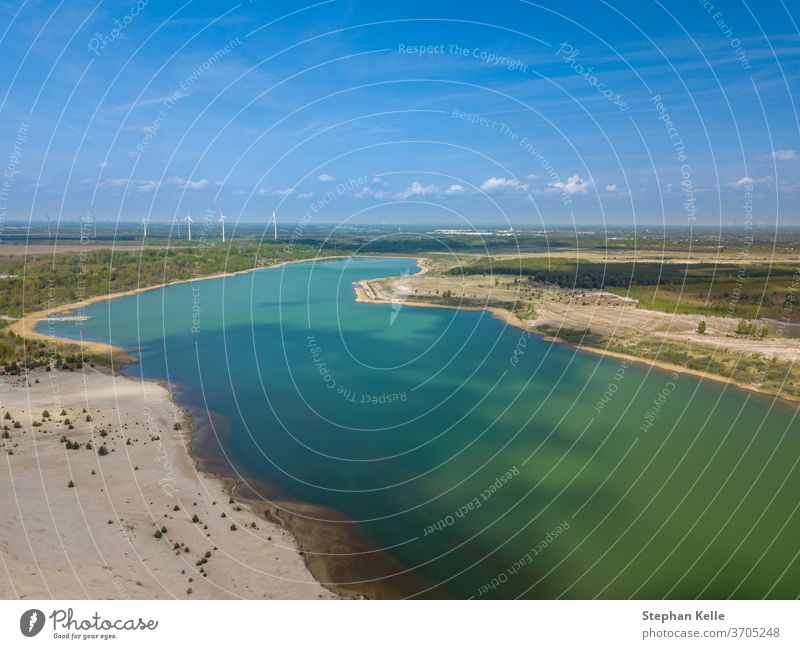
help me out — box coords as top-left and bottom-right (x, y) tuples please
(353, 257), (545, 335)
(8, 255), (360, 363)
(354, 281), (531, 330)
(565, 341), (799, 404)
(1, 254), (428, 600)
(0, 366), (334, 599)
(354, 269), (800, 405)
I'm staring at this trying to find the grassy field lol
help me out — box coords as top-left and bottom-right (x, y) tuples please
(452, 256), (800, 322)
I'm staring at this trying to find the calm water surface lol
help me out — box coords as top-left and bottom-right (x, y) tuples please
(42, 257), (800, 598)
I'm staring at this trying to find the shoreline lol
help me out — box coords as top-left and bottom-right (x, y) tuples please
(0, 366), (335, 599)
(184, 395), (434, 600)
(8, 253), (427, 600)
(9, 254), (373, 363)
(29, 246), (798, 434)
(14, 253), (796, 598)
(353, 272), (800, 406)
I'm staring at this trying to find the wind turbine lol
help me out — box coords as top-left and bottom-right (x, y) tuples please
(142, 216), (149, 238)
(218, 210), (227, 242)
(184, 212), (193, 241)
(44, 209), (52, 239)
(271, 210), (277, 241)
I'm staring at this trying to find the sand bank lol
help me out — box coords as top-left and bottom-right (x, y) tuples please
(0, 366), (334, 599)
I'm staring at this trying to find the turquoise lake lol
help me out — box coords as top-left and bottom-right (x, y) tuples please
(41, 257), (800, 598)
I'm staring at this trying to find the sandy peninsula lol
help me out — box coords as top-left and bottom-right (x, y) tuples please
(0, 366), (334, 599)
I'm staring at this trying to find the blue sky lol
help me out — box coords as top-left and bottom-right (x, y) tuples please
(0, 0), (798, 227)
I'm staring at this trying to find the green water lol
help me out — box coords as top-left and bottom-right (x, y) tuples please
(42, 257), (800, 598)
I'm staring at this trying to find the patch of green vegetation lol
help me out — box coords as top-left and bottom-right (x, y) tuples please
(554, 329), (800, 399)
(0, 241), (324, 368)
(0, 242), (323, 319)
(535, 325), (606, 347)
(454, 257), (800, 322)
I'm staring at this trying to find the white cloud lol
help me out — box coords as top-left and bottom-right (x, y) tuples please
(97, 177), (129, 189)
(371, 176), (383, 185)
(355, 186), (389, 198)
(98, 161), (109, 169)
(318, 173), (336, 182)
(728, 175), (771, 187)
(115, 93), (184, 112)
(525, 173), (538, 181)
(124, 124), (157, 135)
(772, 149), (797, 161)
(546, 174), (592, 195)
(168, 176), (209, 190)
(297, 191), (314, 199)
(258, 187), (297, 197)
(603, 183), (629, 197)
(135, 180), (160, 193)
(445, 184), (467, 195)
(480, 177), (528, 193)
(395, 181), (439, 199)
(90, 177), (160, 192)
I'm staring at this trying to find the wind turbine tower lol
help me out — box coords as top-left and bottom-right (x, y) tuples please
(185, 212), (194, 241)
(218, 210), (227, 242)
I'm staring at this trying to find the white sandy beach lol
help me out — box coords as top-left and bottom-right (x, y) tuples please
(0, 366), (334, 599)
